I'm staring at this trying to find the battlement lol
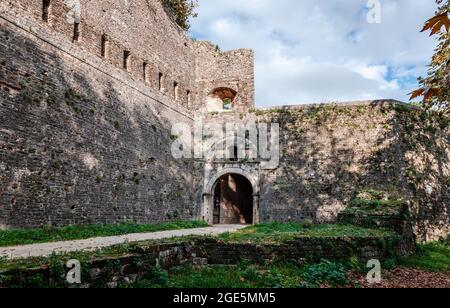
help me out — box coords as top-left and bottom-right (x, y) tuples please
(2, 0), (255, 113)
(194, 41), (255, 112)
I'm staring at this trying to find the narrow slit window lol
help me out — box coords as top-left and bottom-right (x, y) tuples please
(101, 34), (108, 58)
(174, 82), (179, 100)
(42, 0), (50, 22)
(73, 22), (80, 42)
(143, 62), (148, 83)
(231, 146), (238, 161)
(123, 51), (130, 71)
(245, 130), (250, 150)
(186, 90), (191, 107)
(159, 73), (164, 91)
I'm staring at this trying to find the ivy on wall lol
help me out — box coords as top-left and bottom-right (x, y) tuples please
(162, 0), (198, 31)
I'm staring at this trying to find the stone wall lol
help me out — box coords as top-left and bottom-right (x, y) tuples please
(2, 0), (254, 111)
(0, 1), (448, 244)
(0, 235), (401, 288)
(258, 102), (449, 242)
(201, 101), (449, 242)
(0, 0), (256, 228)
(6, 0), (197, 107)
(0, 2), (199, 228)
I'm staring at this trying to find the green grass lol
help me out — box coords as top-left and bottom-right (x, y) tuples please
(399, 240), (450, 273)
(0, 221), (208, 247)
(217, 222), (393, 244)
(123, 240), (450, 288)
(124, 260), (353, 289)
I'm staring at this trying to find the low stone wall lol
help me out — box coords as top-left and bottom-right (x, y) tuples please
(0, 235), (402, 288)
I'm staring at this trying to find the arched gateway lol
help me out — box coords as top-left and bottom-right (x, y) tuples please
(202, 169), (260, 225)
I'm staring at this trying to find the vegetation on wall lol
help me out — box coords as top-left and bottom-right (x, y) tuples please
(217, 222), (393, 244)
(125, 260), (352, 288)
(161, 0), (198, 31)
(349, 189), (406, 212)
(410, 0), (449, 113)
(124, 239), (450, 288)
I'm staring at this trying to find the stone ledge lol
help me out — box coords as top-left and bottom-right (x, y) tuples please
(0, 233), (405, 288)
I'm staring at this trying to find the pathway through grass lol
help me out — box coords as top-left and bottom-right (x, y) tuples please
(0, 221), (208, 247)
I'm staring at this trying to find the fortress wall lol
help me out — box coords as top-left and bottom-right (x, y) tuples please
(3, 1), (256, 114)
(202, 102), (449, 242)
(256, 102), (449, 242)
(0, 2), (200, 228)
(194, 42), (255, 111)
(6, 0), (198, 108)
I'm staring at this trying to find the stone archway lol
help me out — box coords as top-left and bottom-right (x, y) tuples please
(202, 168), (260, 225)
(213, 173), (253, 224)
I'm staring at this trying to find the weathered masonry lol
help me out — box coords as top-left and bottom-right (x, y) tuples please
(0, 0), (449, 242)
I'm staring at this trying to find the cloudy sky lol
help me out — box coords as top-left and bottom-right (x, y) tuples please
(189, 0), (438, 107)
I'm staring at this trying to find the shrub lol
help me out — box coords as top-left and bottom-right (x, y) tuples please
(162, 0), (198, 30)
(142, 266), (169, 287)
(300, 260), (348, 288)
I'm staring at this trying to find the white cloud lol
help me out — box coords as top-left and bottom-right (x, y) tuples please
(190, 0), (438, 106)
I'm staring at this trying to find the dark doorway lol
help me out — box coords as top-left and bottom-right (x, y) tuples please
(213, 174), (253, 224)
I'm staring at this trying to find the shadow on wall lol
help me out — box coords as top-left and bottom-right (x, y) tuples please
(214, 173), (253, 225)
(260, 102), (449, 242)
(0, 22), (197, 228)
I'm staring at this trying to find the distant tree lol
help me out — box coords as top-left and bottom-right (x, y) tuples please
(162, 0), (198, 31)
(410, 0), (449, 113)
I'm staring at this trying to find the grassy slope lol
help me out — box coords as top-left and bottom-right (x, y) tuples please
(218, 222), (393, 244)
(0, 221), (208, 247)
(399, 240), (450, 273)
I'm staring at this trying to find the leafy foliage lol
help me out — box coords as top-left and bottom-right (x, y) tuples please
(299, 260), (349, 288)
(222, 98), (233, 110)
(125, 260), (352, 288)
(162, 0), (198, 31)
(410, 0), (449, 113)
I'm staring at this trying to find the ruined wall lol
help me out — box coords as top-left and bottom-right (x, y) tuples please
(257, 102), (449, 242)
(0, 235), (402, 288)
(0, 1), (201, 228)
(194, 41), (255, 112)
(202, 101), (449, 242)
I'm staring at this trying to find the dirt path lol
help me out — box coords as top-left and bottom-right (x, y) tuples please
(357, 267), (450, 288)
(0, 225), (247, 260)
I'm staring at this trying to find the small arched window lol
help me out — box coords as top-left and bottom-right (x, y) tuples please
(186, 90), (191, 107)
(101, 34), (108, 58)
(123, 51), (130, 71)
(207, 87), (237, 111)
(174, 82), (179, 100)
(159, 73), (164, 91)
